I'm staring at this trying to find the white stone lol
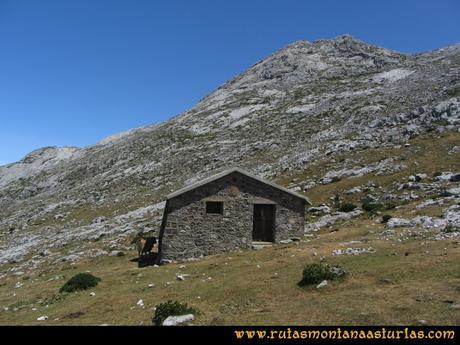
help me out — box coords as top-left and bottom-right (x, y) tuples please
(176, 274), (189, 281)
(37, 316), (48, 321)
(163, 314), (195, 326)
(387, 218), (412, 228)
(316, 280), (328, 289)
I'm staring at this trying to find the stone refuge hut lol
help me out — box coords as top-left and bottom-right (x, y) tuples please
(157, 168), (311, 262)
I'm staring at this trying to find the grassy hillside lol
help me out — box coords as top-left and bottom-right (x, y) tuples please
(1, 130), (459, 325)
(1, 215), (459, 325)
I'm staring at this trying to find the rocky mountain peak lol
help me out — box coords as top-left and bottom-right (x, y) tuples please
(0, 37), (459, 269)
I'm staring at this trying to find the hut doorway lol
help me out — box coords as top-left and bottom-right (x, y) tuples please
(252, 204), (275, 242)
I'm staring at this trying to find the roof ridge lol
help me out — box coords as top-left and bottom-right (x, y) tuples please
(166, 167), (311, 204)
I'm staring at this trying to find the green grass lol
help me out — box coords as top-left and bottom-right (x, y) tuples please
(59, 273), (101, 293)
(0, 217), (459, 325)
(1, 130), (459, 325)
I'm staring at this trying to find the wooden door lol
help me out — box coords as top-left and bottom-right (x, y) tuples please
(252, 204), (275, 242)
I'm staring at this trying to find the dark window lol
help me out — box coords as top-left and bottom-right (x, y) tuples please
(206, 201), (223, 214)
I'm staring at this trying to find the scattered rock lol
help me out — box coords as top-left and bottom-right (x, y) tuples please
(316, 280), (328, 289)
(305, 209), (364, 232)
(435, 172), (459, 182)
(163, 314), (194, 326)
(176, 274), (189, 281)
(387, 218), (412, 228)
(92, 216), (107, 224)
(332, 247), (375, 256)
(308, 205), (331, 215)
(37, 316), (48, 321)
(109, 250), (125, 257)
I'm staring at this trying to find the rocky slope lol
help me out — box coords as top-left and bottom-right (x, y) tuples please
(0, 35), (459, 274)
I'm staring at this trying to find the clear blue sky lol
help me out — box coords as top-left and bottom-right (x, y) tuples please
(0, 0), (459, 165)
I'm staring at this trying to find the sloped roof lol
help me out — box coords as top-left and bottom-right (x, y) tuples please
(166, 167), (311, 204)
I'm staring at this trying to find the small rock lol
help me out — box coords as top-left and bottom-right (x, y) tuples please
(109, 250), (125, 257)
(415, 173), (427, 180)
(308, 205), (331, 215)
(148, 283), (155, 288)
(316, 280), (328, 289)
(417, 319), (427, 325)
(92, 216), (107, 224)
(387, 218), (412, 228)
(89, 292), (96, 297)
(163, 314), (194, 326)
(37, 316), (48, 321)
(137, 299), (144, 308)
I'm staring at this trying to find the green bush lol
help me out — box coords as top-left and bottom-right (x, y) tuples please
(381, 214), (392, 223)
(152, 300), (197, 326)
(59, 273), (101, 293)
(363, 202), (383, 213)
(298, 263), (347, 286)
(362, 196), (383, 213)
(338, 203), (357, 212)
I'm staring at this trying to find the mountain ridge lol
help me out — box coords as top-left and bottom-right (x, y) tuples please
(0, 35), (459, 271)
(2, 34), (458, 168)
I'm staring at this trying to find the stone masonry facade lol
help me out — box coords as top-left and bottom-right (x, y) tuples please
(159, 171), (306, 261)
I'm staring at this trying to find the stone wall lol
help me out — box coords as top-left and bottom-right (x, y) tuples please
(159, 171), (305, 260)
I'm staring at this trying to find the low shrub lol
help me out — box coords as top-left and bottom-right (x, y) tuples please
(298, 263), (347, 286)
(338, 203), (357, 212)
(152, 300), (197, 326)
(362, 196), (383, 213)
(381, 214), (392, 223)
(59, 273), (101, 293)
(363, 202), (383, 213)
